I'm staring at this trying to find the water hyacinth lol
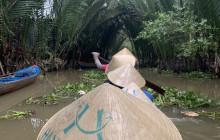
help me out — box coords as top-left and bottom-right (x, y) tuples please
(153, 87), (219, 109)
(179, 71), (216, 79)
(25, 82), (97, 105)
(196, 110), (220, 119)
(55, 81), (97, 95)
(26, 93), (64, 105)
(25, 70), (101, 106)
(0, 110), (34, 120)
(81, 70), (107, 80)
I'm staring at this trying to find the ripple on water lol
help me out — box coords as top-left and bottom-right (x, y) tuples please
(213, 135), (220, 138)
(170, 117), (203, 124)
(31, 118), (42, 128)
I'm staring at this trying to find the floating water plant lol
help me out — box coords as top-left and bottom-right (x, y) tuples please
(56, 81), (97, 96)
(0, 110), (34, 120)
(179, 71), (216, 79)
(26, 97), (41, 104)
(81, 70), (107, 80)
(152, 87), (219, 109)
(26, 80), (98, 105)
(26, 93), (64, 105)
(161, 69), (174, 74)
(181, 110), (220, 119)
(196, 110), (220, 119)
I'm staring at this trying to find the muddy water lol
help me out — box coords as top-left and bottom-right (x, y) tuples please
(0, 69), (219, 140)
(0, 69), (82, 140)
(139, 69), (220, 100)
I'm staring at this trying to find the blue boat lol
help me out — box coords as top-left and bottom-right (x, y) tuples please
(0, 65), (40, 95)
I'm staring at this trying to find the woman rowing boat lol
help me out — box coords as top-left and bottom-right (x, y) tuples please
(92, 48), (153, 102)
(91, 52), (108, 71)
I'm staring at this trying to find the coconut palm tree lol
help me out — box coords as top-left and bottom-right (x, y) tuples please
(1, 0), (220, 72)
(0, 0), (47, 72)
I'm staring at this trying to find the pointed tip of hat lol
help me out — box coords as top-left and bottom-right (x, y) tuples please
(105, 48), (137, 74)
(114, 48), (137, 60)
(105, 55), (137, 74)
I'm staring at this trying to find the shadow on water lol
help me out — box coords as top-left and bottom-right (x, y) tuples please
(0, 69), (219, 140)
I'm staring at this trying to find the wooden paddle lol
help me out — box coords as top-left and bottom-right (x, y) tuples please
(145, 79), (165, 95)
(98, 56), (109, 64)
(0, 73), (13, 78)
(0, 68), (35, 78)
(0, 72), (31, 78)
(98, 56), (165, 95)
(0, 73), (24, 78)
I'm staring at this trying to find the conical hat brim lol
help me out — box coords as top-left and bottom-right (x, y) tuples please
(105, 55), (136, 74)
(107, 64), (146, 88)
(122, 82), (152, 104)
(37, 83), (182, 140)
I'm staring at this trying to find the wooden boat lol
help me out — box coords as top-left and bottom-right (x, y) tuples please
(0, 65), (40, 95)
(77, 61), (97, 69)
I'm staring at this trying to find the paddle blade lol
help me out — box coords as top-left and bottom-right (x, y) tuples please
(98, 56), (109, 64)
(145, 79), (165, 95)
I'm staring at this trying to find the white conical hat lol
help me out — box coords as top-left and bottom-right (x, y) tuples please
(122, 82), (152, 104)
(107, 64), (146, 88)
(105, 48), (137, 74)
(37, 83), (182, 140)
(114, 48), (137, 57)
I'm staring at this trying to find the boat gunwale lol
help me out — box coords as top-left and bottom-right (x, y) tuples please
(0, 66), (40, 81)
(0, 65), (40, 95)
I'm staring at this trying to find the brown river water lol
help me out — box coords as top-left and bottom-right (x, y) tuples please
(0, 69), (219, 140)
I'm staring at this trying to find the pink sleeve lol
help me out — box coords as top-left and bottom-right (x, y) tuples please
(102, 64), (108, 72)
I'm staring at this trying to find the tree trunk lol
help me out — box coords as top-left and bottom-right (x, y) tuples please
(0, 60), (5, 75)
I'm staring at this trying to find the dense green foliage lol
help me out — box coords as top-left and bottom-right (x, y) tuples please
(137, 6), (218, 59)
(136, 5), (219, 73)
(0, 0), (144, 69)
(1, 0), (220, 75)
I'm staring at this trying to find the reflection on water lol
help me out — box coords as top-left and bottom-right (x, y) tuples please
(0, 69), (219, 140)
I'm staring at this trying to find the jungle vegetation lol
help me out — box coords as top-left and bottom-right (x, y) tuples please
(1, 0), (220, 77)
